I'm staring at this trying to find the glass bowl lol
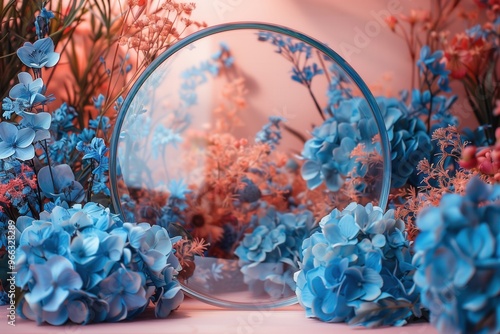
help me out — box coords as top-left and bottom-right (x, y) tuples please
(109, 22), (391, 309)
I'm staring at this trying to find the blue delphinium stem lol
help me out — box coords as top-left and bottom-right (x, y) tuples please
(257, 32), (325, 120)
(421, 71), (438, 133)
(289, 50), (325, 121)
(283, 123), (307, 143)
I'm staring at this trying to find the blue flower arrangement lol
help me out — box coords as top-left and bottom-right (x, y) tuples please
(15, 203), (183, 324)
(1, 0), (500, 331)
(0, 1), (188, 323)
(256, 32), (452, 195)
(413, 177), (500, 334)
(294, 203), (421, 327)
(235, 207), (314, 298)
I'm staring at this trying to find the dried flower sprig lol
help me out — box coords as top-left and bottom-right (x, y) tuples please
(59, 0), (206, 135)
(394, 126), (495, 239)
(173, 237), (209, 280)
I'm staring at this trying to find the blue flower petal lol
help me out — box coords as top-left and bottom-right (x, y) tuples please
(67, 299), (90, 324)
(43, 308), (68, 325)
(371, 234), (386, 248)
(0, 141), (15, 159)
(14, 145), (35, 160)
(16, 127), (36, 147)
(338, 215), (359, 240)
(301, 160), (321, 180)
(26, 265), (53, 304)
(44, 288), (70, 312)
(0, 121), (17, 143)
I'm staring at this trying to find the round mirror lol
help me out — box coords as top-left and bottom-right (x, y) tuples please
(110, 22), (391, 309)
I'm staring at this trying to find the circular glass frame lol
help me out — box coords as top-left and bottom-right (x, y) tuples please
(110, 22), (392, 309)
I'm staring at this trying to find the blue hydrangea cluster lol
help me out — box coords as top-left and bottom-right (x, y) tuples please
(300, 98), (362, 192)
(295, 203), (420, 327)
(382, 97), (433, 188)
(414, 177), (500, 334)
(15, 202), (184, 325)
(234, 207), (314, 299)
(256, 30), (442, 192)
(301, 93), (437, 190)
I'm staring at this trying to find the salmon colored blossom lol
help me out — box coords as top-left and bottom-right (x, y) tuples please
(399, 9), (430, 25)
(385, 16), (398, 31)
(444, 33), (491, 79)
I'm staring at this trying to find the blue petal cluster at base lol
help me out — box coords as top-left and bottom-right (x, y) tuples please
(294, 203), (421, 327)
(414, 178), (500, 334)
(14, 203), (184, 325)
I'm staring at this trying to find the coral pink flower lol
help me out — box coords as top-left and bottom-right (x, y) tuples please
(445, 33), (491, 80)
(385, 16), (398, 31)
(459, 146), (478, 169)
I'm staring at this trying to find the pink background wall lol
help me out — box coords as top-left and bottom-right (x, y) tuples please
(189, 0), (418, 95)
(187, 0), (477, 128)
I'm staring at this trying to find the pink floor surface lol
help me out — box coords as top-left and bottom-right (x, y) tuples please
(0, 297), (438, 334)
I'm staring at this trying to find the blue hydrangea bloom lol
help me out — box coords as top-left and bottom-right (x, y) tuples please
(305, 94), (425, 193)
(154, 266), (184, 318)
(300, 101), (360, 191)
(390, 110), (432, 188)
(24, 256), (83, 312)
(359, 96), (433, 188)
(18, 289), (107, 325)
(414, 178), (500, 334)
(98, 268), (147, 322)
(16, 202), (183, 325)
(295, 203), (420, 327)
(235, 207), (313, 298)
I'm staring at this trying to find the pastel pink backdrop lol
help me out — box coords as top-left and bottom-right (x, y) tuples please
(188, 0), (478, 127)
(191, 0), (415, 94)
